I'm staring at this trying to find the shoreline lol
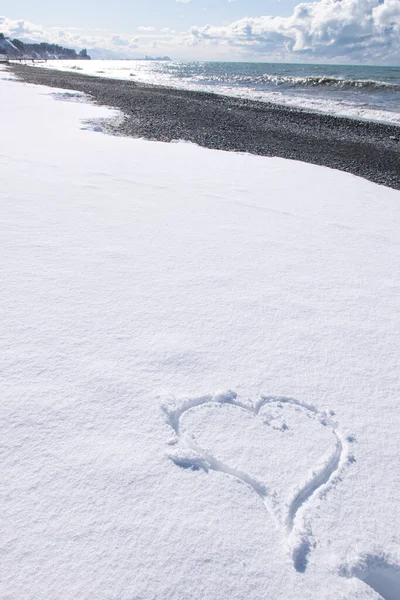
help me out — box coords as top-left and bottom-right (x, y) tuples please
(9, 63), (400, 190)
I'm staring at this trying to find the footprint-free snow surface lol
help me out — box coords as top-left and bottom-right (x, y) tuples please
(1, 68), (399, 600)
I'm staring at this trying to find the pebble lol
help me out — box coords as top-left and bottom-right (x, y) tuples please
(9, 64), (400, 190)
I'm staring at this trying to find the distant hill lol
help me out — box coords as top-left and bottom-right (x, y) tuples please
(87, 47), (171, 61)
(0, 34), (90, 60)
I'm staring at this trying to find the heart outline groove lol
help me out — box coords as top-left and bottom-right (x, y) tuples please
(162, 390), (355, 573)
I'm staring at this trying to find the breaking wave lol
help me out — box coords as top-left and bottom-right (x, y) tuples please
(194, 73), (399, 91)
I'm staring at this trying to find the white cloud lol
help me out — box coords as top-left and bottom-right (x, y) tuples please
(0, 16), (44, 40)
(111, 35), (139, 48)
(189, 0), (400, 62)
(0, 15), (144, 55)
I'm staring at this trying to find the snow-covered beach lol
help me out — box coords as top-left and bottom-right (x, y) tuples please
(9, 63), (400, 190)
(1, 67), (400, 599)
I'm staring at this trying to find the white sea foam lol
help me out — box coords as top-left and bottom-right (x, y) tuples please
(30, 59), (400, 126)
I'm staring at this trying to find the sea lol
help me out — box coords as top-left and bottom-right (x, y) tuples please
(42, 60), (400, 126)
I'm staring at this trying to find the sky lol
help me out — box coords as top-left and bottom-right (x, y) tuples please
(1, 0), (400, 63)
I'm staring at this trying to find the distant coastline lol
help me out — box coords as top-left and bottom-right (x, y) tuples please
(0, 34), (90, 60)
(0, 35), (172, 62)
(138, 55), (171, 61)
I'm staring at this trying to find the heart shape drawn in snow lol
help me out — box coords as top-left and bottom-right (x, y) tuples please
(162, 391), (355, 572)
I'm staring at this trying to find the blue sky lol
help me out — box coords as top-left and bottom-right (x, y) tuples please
(1, 1), (302, 31)
(1, 0), (400, 63)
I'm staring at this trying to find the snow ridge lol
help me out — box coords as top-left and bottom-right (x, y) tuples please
(163, 391), (354, 572)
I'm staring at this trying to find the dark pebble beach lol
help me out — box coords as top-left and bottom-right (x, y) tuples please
(9, 63), (400, 190)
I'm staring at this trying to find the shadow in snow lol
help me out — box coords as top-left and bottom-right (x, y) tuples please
(343, 555), (400, 600)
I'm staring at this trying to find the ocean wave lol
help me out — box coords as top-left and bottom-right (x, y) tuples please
(192, 73), (399, 91)
(273, 75), (398, 90)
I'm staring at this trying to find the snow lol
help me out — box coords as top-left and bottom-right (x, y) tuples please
(0, 67), (399, 600)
